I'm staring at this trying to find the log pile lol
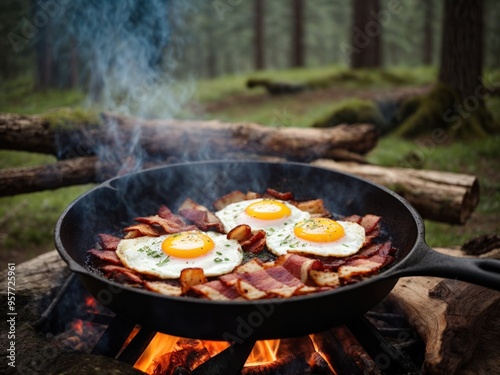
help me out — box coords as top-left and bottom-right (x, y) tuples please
(0, 111), (479, 224)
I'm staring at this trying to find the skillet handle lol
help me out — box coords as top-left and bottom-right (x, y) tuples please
(389, 242), (500, 290)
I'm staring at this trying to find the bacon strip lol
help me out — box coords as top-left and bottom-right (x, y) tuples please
(275, 254), (323, 283)
(338, 241), (393, 284)
(265, 188), (294, 201)
(100, 265), (144, 285)
(359, 214), (381, 234)
(123, 223), (160, 238)
(98, 234), (121, 251)
(233, 266), (315, 299)
(241, 230), (267, 254)
(293, 199), (330, 217)
(212, 190), (247, 211)
(178, 198), (225, 233)
(88, 249), (123, 266)
(190, 280), (243, 300)
(135, 215), (196, 234)
(144, 281), (182, 296)
(157, 205), (187, 227)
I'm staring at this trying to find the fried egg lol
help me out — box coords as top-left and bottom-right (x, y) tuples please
(266, 217), (365, 257)
(116, 231), (243, 279)
(215, 198), (310, 235)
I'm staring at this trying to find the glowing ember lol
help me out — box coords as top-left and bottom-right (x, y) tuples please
(134, 334), (283, 374)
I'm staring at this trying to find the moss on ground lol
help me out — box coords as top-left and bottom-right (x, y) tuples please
(311, 98), (385, 128)
(394, 83), (499, 139)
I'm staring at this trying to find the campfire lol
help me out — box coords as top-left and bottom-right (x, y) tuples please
(44, 274), (425, 375)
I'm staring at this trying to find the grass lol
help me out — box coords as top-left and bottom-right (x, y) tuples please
(0, 65), (499, 264)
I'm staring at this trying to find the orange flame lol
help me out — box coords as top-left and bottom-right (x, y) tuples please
(133, 333), (281, 374)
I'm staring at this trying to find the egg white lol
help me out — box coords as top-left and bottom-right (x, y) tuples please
(266, 220), (366, 257)
(215, 198), (310, 235)
(116, 232), (243, 279)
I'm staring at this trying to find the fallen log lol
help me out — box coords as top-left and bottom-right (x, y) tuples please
(387, 247), (500, 375)
(0, 112), (378, 161)
(311, 159), (479, 224)
(0, 156), (479, 225)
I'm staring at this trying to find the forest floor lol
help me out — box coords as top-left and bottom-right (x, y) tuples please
(1, 67), (499, 266)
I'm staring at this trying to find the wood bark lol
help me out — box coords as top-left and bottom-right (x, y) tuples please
(311, 159), (479, 225)
(291, 0), (305, 67)
(387, 247), (500, 375)
(254, 0), (265, 70)
(351, 0), (382, 69)
(0, 112), (379, 160)
(438, 0), (484, 101)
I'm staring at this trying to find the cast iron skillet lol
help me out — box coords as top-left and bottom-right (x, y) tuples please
(54, 161), (500, 341)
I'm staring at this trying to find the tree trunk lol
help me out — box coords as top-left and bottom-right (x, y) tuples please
(438, 0), (484, 101)
(254, 0), (265, 70)
(291, 0), (305, 67)
(351, 0), (382, 69)
(422, 0), (434, 65)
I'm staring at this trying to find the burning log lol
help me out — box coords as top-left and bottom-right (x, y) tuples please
(240, 354), (311, 375)
(311, 159), (479, 225)
(147, 339), (211, 375)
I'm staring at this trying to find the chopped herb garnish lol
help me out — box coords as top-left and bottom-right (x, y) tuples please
(214, 258), (223, 263)
(156, 257), (170, 266)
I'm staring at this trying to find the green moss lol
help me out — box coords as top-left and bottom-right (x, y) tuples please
(311, 98), (385, 128)
(40, 107), (101, 130)
(393, 83), (458, 138)
(393, 83), (499, 139)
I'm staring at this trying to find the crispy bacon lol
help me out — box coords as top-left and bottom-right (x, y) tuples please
(100, 265), (144, 285)
(90, 190), (397, 300)
(98, 234), (121, 251)
(178, 198), (225, 233)
(190, 280), (243, 300)
(264, 188), (294, 201)
(309, 270), (340, 287)
(359, 214), (381, 233)
(157, 205), (187, 226)
(233, 266), (316, 299)
(338, 241), (393, 284)
(135, 215), (196, 234)
(212, 190), (247, 211)
(144, 281), (182, 296)
(241, 230), (267, 254)
(275, 254), (323, 283)
(293, 199), (330, 217)
(123, 223), (160, 238)
(88, 249), (123, 266)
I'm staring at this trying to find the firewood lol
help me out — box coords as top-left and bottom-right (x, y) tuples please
(386, 247), (500, 375)
(311, 159), (479, 224)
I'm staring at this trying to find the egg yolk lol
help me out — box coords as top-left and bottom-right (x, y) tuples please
(294, 218), (345, 243)
(161, 231), (215, 258)
(244, 200), (292, 220)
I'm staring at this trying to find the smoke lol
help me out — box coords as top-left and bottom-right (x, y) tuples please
(48, 0), (199, 173)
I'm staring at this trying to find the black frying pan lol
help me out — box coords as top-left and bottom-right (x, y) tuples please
(54, 161), (500, 340)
